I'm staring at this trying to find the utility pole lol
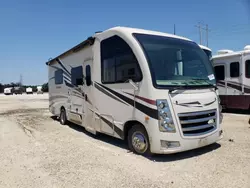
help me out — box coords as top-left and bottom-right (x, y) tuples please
(174, 24), (176, 35)
(19, 74), (23, 87)
(205, 24), (211, 47)
(195, 22), (202, 45)
(195, 22), (211, 46)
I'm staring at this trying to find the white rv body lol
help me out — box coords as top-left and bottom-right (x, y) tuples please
(26, 87), (33, 94)
(47, 27), (223, 155)
(212, 46), (250, 110)
(4, 88), (13, 95)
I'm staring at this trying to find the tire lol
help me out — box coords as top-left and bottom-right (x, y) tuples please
(59, 108), (67, 125)
(128, 124), (152, 156)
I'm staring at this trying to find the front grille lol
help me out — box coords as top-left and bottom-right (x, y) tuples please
(178, 109), (217, 136)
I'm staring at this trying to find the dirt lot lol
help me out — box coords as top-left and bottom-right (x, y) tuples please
(0, 94), (249, 188)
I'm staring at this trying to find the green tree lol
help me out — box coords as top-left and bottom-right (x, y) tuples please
(42, 83), (48, 92)
(0, 83), (3, 93)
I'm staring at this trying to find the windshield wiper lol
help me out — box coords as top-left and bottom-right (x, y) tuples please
(191, 78), (218, 90)
(169, 85), (191, 93)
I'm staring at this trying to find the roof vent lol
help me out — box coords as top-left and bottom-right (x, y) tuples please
(244, 45), (250, 51)
(217, 49), (234, 55)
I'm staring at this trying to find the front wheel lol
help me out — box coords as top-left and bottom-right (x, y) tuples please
(128, 125), (152, 156)
(59, 108), (67, 125)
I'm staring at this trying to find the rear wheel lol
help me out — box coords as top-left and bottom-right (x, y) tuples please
(59, 108), (67, 125)
(128, 124), (152, 156)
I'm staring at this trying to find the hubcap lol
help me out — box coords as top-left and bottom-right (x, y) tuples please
(132, 132), (147, 154)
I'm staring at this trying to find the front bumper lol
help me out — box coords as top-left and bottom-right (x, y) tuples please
(150, 128), (223, 154)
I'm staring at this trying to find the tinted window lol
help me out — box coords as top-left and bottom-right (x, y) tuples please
(214, 65), (225, 80)
(245, 60), (250, 78)
(134, 33), (216, 87)
(203, 49), (212, 59)
(86, 65), (91, 86)
(101, 35), (142, 83)
(55, 69), (63, 85)
(230, 62), (239, 78)
(71, 66), (83, 86)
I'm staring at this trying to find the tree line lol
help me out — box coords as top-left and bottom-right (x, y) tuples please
(0, 82), (48, 93)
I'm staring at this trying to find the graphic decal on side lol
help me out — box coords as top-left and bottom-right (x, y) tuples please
(124, 92), (156, 105)
(95, 113), (123, 138)
(95, 82), (158, 119)
(94, 83), (129, 106)
(217, 80), (250, 93)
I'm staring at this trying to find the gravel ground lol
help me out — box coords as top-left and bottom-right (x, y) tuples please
(0, 93), (249, 188)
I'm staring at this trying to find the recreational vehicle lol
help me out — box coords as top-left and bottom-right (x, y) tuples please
(4, 87), (13, 95)
(37, 86), (43, 94)
(46, 27), (223, 155)
(14, 87), (23, 95)
(26, 87), (33, 94)
(199, 45), (212, 59)
(212, 45), (250, 110)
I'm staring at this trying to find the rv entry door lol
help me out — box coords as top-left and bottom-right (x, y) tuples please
(83, 60), (95, 133)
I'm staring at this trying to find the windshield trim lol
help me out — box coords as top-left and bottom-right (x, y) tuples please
(132, 33), (216, 90)
(155, 84), (217, 90)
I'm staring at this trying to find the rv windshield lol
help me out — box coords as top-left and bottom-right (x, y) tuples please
(203, 49), (212, 59)
(134, 33), (216, 89)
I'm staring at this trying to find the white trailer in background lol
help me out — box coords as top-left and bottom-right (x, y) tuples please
(26, 87), (33, 94)
(37, 86), (43, 94)
(4, 88), (13, 95)
(211, 45), (250, 110)
(46, 26), (223, 155)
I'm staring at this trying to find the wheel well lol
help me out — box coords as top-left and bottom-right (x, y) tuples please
(123, 120), (146, 140)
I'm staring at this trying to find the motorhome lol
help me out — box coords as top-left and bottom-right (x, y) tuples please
(199, 45), (212, 59)
(4, 87), (13, 95)
(46, 26), (223, 155)
(211, 45), (250, 110)
(37, 86), (43, 94)
(26, 87), (33, 94)
(14, 86), (23, 95)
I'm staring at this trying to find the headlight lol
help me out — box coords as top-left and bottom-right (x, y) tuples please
(156, 100), (176, 133)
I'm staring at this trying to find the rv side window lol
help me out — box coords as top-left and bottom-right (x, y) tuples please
(230, 62), (239, 78)
(214, 65), (225, 80)
(245, 60), (250, 78)
(71, 66), (83, 86)
(86, 65), (91, 86)
(101, 35), (142, 83)
(55, 69), (63, 85)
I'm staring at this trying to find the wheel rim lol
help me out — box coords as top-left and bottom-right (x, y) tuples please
(60, 110), (65, 124)
(132, 131), (148, 154)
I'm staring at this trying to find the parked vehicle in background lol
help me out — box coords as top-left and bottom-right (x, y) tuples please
(37, 86), (43, 94)
(211, 45), (250, 110)
(4, 87), (13, 95)
(199, 45), (212, 60)
(13, 87), (23, 95)
(46, 26), (223, 155)
(26, 87), (33, 94)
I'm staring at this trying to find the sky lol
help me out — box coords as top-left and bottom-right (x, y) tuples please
(0, 0), (250, 85)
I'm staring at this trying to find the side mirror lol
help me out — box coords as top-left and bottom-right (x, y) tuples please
(86, 65), (91, 86)
(128, 79), (139, 91)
